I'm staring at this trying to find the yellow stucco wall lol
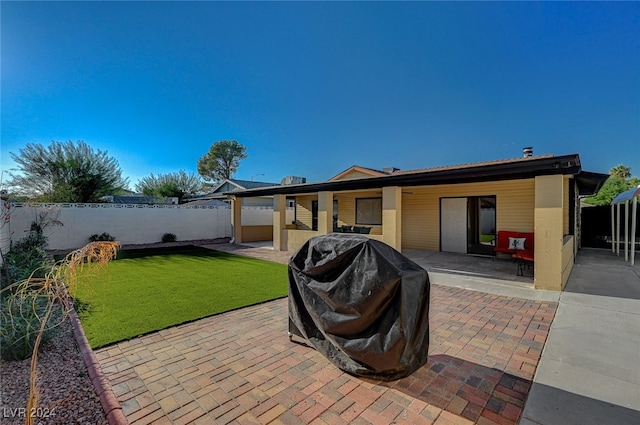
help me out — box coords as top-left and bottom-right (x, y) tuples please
(286, 229), (319, 252)
(241, 225), (273, 242)
(400, 179), (535, 250)
(563, 176), (570, 235)
(333, 191), (383, 235)
(294, 195), (316, 230)
(561, 236), (575, 288)
(534, 174), (565, 290)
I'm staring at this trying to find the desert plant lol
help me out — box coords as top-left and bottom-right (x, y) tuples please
(161, 233), (177, 243)
(3, 230), (50, 287)
(0, 295), (60, 361)
(0, 241), (120, 425)
(89, 232), (115, 242)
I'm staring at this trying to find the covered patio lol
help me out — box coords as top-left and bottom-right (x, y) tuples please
(228, 154), (608, 291)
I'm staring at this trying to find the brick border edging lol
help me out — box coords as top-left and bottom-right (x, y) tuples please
(68, 307), (129, 425)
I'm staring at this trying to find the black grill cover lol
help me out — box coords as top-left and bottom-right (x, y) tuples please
(288, 234), (430, 381)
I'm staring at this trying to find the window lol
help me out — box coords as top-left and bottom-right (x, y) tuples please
(356, 197), (382, 225)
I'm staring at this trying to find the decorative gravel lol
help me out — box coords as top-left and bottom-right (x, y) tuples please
(0, 319), (107, 425)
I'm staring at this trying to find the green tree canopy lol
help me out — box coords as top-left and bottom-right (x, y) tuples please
(135, 171), (203, 203)
(7, 140), (129, 202)
(197, 140), (247, 183)
(609, 164), (631, 180)
(584, 164), (640, 206)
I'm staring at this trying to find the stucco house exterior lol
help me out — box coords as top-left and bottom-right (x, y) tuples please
(228, 153), (607, 291)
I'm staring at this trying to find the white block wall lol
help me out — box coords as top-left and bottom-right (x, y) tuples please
(8, 203), (232, 250)
(241, 206), (295, 225)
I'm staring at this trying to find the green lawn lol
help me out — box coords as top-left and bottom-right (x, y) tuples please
(75, 246), (288, 348)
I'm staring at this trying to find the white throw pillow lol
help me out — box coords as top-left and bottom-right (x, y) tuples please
(508, 237), (527, 250)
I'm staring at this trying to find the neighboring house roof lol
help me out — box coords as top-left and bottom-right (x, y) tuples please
(225, 179), (279, 190)
(229, 154), (609, 198)
(181, 199), (230, 207)
(193, 178), (279, 201)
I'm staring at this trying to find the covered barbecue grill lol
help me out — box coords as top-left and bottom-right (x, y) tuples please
(288, 234), (430, 381)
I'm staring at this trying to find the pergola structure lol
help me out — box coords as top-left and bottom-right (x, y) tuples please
(611, 186), (640, 266)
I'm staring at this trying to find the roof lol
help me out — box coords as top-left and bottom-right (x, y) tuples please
(575, 171), (610, 196)
(611, 186), (640, 204)
(227, 179), (279, 190)
(227, 154), (608, 198)
(181, 199), (230, 207)
(329, 166), (388, 181)
(393, 154), (556, 175)
(195, 178), (280, 200)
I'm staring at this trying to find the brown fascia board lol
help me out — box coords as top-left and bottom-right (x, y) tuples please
(228, 154), (583, 198)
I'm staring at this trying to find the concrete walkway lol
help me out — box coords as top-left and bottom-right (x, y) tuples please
(520, 248), (640, 425)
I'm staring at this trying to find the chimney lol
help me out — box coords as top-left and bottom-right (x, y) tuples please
(523, 147), (533, 158)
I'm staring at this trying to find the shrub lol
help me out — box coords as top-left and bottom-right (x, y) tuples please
(0, 294), (61, 361)
(161, 233), (177, 243)
(3, 232), (50, 286)
(89, 232), (115, 242)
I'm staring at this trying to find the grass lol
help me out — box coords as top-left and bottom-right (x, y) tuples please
(75, 246), (288, 348)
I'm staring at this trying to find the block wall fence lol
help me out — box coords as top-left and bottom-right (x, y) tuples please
(0, 202), (294, 252)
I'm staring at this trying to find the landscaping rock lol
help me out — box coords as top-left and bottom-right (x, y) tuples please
(0, 319), (107, 425)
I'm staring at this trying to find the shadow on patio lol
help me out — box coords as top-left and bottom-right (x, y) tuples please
(207, 242), (535, 286)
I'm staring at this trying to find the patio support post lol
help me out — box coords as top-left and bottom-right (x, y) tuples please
(317, 191), (333, 235)
(611, 204), (616, 253)
(616, 203), (621, 256)
(382, 186), (402, 251)
(625, 200), (629, 261)
(534, 175), (565, 290)
(631, 197), (637, 266)
(231, 197), (242, 244)
(273, 194), (287, 251)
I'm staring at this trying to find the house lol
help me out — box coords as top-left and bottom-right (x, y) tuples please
(227, 152), (608, 291)
(185, 178), (279, 207)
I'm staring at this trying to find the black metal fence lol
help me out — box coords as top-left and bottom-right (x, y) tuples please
(581, 205), (639, 248)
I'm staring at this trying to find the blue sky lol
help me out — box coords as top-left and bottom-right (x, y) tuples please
(2, 2), (639, 188)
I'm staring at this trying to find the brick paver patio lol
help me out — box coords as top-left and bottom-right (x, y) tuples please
(96, 284), (556, 424)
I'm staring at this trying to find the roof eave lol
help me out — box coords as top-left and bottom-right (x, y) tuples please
(575, 171), (610, 196)
(229, 154), (583, 198)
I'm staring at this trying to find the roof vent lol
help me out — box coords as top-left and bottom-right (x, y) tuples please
(523, 147), (533, 158)
(383, 167), (400, 174)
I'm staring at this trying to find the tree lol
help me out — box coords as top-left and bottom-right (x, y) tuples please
(609, 164), (631, 180)
(197, 140), (247, 183)
(584, 164), (640, 206)
(135, 170), (203, 203)
(7, 140), (129, 202)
